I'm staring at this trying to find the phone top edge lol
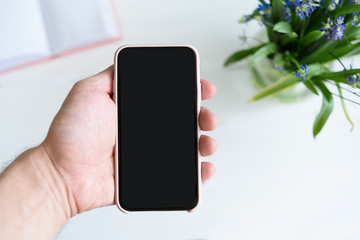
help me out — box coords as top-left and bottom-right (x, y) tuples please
(114, 44), (199, 57)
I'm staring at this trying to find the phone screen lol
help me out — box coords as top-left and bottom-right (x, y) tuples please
(116, 46), (199, 211)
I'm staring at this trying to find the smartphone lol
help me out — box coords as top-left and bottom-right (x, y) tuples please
(114, 45), (201, 213)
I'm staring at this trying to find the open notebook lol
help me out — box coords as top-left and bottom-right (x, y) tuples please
(0, 0), (121, 74)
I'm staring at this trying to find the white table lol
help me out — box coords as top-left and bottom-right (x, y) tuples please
(1, 0), (360, 239)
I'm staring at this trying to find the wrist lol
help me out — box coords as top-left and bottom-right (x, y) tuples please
(0, 145), (70, 239)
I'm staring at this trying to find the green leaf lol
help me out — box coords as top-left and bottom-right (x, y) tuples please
(347, 28), (360, 41)
(272, 0), (284, 22)
(338, 42), (360, 57)
(315, 42), (360, 63)
(314, 68), (360, 84)
(248, 64), (324, 102)
(313, 79), (332, 102)
(331, 4), (360, 16)
(249, 43), (277, 65)
(300, 40), (340, 64)
(312, 81), (334, 138)
(302, 30), (324, 47)
(248, 73), (299, 102)
(303, 80), (319, 95)
(307, 63), (325, 76)
(273, 21), (294, 35)
(312, 92), (334, 138)
(273, 54), (286, 68)
(280, 33), (298, 46)
(224, 44), (265, 67)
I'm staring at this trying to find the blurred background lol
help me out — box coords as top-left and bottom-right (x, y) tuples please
(1, 0), (360, 239)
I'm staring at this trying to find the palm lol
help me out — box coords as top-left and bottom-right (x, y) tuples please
(43, 66), (217, 216)
(44, 79), (116, 215)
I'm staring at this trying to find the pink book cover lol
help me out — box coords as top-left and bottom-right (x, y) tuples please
(0, 0), (122, 75)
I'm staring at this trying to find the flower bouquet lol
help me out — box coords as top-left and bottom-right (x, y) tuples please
(225, 0), (360, 137)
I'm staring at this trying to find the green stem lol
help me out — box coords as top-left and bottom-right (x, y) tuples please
(297, 18), (309, 52)
(286, 52), (301, 69)
(343, 34), (352, 47)
(329, 53), (346, 70)
(336, 82), (354, 130)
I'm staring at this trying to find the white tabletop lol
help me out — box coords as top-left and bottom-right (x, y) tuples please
(1, 0), (360, 239)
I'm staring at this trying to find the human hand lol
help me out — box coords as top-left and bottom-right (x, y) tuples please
(41, 66), (218, 217)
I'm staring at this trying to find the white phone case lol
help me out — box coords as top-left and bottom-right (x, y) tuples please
(114, 44), (201, 213)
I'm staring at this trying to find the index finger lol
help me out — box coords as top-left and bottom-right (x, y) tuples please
(85, 65), (114, 95)
(201, 79), (216, 100)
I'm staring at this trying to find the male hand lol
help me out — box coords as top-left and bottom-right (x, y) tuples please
(42, 66), (218, 217)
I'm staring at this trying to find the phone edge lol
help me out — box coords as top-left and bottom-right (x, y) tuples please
(114, 45), (129, 214)
(113, 44), (201, 213)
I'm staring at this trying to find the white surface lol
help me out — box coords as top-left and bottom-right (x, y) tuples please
(1, 0), (360, 239)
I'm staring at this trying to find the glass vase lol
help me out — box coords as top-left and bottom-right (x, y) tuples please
(249, 57), (309, 102)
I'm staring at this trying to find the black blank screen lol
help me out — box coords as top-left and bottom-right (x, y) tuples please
(117, 46), (198, 211)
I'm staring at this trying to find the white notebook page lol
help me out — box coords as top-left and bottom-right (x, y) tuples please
(0, 0), (51, 71)
(40, 0), (119, 54)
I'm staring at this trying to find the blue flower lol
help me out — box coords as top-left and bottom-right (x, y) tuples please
(240, 15), (252, 24)
(346, 75), (358, 87)
(321, 18), (332, 33)
(333, 17), (347, 41)
(320, 17), (347, 41)
(254, 0), (272, 25)
(283, 1), (320, 22)
(284, 0), (293, 9)
(284, 1), (293, 22)
(295, 64), (309, 81)
(304, 0), (322, 8)
(351, 0), (360, 4)
(257, 0), (272, 17)
(352, 12), (359, 26)
(336, 16), (345, 25)
(294, 0), (319, 20)
(346, 65), (360, 88)
(327, 0), (341, 12)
